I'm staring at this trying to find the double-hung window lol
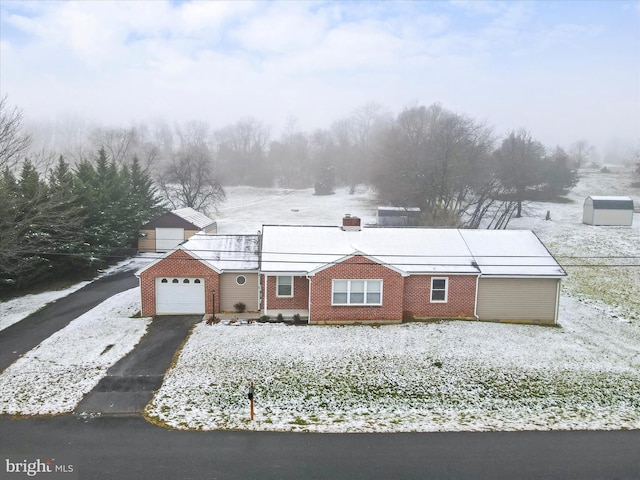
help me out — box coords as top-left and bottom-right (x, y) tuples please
(332, 279), (382, 305)
(276, 276), (293, 297)
(430, 277), (448, 302)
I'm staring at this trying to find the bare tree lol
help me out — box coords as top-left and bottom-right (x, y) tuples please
(570, 140), (595, 169)
(159, 122), (225, 214)
(0, 95), (32, 171)
(89, 124), (161, 169)
(269, 116), (311, 188)
(494, 129), (546, 217)
(214, 117), (271, 186)
(373, 104), (497, 227)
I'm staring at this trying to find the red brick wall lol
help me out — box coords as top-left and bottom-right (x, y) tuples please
(310, 256), (404, 323)
(139, 250), (220, 316)
(403, 275), (477, 319)
(263, 275), (309, 310)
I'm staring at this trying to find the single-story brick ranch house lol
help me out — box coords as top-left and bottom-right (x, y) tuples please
(137, 216), (566, 325)
(138, 207), (217, 252)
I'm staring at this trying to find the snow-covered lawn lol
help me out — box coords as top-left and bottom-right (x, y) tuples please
(146, 296), (639, 431)
(0, 288), (149, 415)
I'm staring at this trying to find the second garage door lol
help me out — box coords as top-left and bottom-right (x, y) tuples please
(156, 277), (205, 314)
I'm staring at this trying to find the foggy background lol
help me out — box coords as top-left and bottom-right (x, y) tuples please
(1, 0), (638, 162)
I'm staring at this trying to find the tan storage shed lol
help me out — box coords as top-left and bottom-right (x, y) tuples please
(138, 208), (217, 252)
(583, 196), (634, 226)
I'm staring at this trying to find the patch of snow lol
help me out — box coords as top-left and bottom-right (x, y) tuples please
(0, 282), (90, 332)
(0, 288), (150, 415)
(0, 255), (155, 332)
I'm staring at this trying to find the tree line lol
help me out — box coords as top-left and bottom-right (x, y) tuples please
(1, 96), (164, 294)
(1, 94), (605, 294)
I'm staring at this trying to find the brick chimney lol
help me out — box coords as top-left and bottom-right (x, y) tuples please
(342, 214), (361, 231)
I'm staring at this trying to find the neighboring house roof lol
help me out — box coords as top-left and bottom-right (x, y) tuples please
(139, 208), (215, 230)
(136, 234), (260, 276)
(585, 196), (634, 210)
(260, 225), (565, 278)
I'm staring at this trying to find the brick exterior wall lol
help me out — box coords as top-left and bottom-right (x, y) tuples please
(263, 275), (309, 310)
(310, 256), (405, 323)
(403, 275), (477, 319)
(139, 250), (220, 316)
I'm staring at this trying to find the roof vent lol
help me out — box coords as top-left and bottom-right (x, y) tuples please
(342, 215), (361, 231)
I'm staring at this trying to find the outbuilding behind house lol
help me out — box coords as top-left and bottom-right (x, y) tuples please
(582, 196), (634, 226)
(138, 208), (217, 252)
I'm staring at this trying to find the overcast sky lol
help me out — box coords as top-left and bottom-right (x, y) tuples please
(1, 0), (638, 157)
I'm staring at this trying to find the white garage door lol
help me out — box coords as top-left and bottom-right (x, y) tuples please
(156, 278), (205, 314)
(156, 228), (184, 252)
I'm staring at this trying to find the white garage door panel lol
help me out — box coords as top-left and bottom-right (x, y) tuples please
(156, 278), (205, 314)
(156, 228), (184, 252)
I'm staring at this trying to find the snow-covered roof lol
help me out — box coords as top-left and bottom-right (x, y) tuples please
(137, 234), (260, 275)
(459, 230), (566, 277)
(172, 207), (216, 229)
(260, 225), (565, 277)
(181, 233), (260, 271)
(261, 225), (477, 275)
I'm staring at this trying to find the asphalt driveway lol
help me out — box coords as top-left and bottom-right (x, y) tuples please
(0, 269), (138, 372)
(76, 315), (201, 414)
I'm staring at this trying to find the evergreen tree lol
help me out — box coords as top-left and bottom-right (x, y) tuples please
(127, 155), (165, 227)
(72, 149), (165, 264)
(0, 161), (86, 292)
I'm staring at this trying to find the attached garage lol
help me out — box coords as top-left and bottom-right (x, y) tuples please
(137, 234), (260, 317)
(583, 196), (634, 226)
(155, 278), (205, 314)
(476, 278), (560, 324)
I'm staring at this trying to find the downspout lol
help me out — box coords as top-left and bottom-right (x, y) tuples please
(473, 274), (480, 320)
(554, 278), (561, 325)
(263, 274), (268, 316)
(257, 273), (262, 312)
(306, 275), (312, 324)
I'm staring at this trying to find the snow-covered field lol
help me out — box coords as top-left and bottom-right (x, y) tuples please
(1, 172), (639, 431)
(215, 185), (378, 234)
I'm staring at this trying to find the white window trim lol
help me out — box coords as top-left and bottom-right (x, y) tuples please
(430, 277), (448, 303)
(276, 276), (294, 298)
(332, 279), (383, 306)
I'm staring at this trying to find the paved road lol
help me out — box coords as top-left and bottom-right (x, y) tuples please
(0, 269), (139, 372)
(77, 315), (201, 414)
(1, 415), (639, 480)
